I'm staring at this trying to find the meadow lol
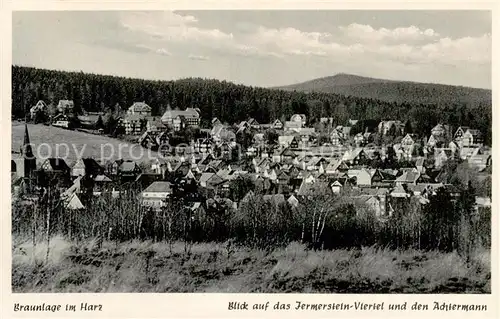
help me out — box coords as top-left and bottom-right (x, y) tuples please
(11, 122), (158, 165)
(12, 236), (490, 293)
(11, 183), (491, 293)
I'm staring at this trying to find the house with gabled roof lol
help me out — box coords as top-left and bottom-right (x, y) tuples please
(431, 123), (451, 138)
(71, 158), (104, 178)
(461, 129), (483, 147)
(280, 147), (296, 162)
(127, 102), (152, 117)
(254, 157), (271, 174)
(52, 113), (70, 128)
(195, 154), (213, 168)
(306, 157), (328, 171)
(247, 118), (260, 129)
(342, 148), (366, 165)
(146, 117), (166, 134)
(40, 158), (71, 184)
(206, 159), (224, 171)
(120, 114), (143, 135)
(325, 159), (349, 175)
(162, 106), (200, 127)
(276, 170), (290, 186)
(290, 114), (306, 126)
(204, 173), (226, 190)
(57, 100), (75, 114)
(173, 115), (186, 132)
(415, 157), (426, 173)
(211, 124), (236, 144)
(141, 181), (172, 210)
(272, 119), (284, 130)
(151, 158), (167, 176)
(284, 121), (302, 132)
(134, 173), (162, 191)
(119, 160), (142, 179)
(330, 178), (350, 194)
(454, 126), (470, 140)
(236, 121), (249, 134)
(448, 141), (459, 155)
(211, 117), (222, 127)
(378, 120), (404, 136)
(395, 171), (420, 186)
(287, 194), (300, 208)
(347, 169), (372, 187)
(434, 148), (454, 168)
(428, 124), (452, 148)
(198, 172), (215, 187)
(353, 133), (365, 147)
(401, 133), (418, 153)
(391, 184), (411, 198)
(427, 134), (441, 148)
(156, 131), (170, 148)
(30, 100), (47, 120)
(138, 131), (159, 150)
(92, 174), (113, 195)
(108, 159), (124, 176)
(330, 129), (345, 146)
(61, 176), (82, 199)
(64, 193), (85, 210)
(297, 171), (316, 184)
(278, 135), (295, 148)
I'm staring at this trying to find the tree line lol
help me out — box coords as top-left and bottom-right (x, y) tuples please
(12, 66), (491, 145)
(12, 177), (490, 259)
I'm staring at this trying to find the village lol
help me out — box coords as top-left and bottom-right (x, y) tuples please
(11, 99), (492, 222)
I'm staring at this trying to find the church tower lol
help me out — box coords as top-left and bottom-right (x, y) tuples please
(21, 123), (37, 193)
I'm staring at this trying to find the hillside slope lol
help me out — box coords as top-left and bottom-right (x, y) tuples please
(11, 122), (157, 166)
(277, 74), (491, 105)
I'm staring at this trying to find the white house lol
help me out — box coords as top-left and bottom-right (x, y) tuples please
(460, 129), (483, 147)
(141, 181), (173, 210)
(52, 114), (69, 128)
(30, 100), (47, 120)
(57, 100), (74, 114)
(290, 114), (306, 126)
(272, 119), (284, 129)
(127, 102), (152, 117)
(162, 107), (200, 127)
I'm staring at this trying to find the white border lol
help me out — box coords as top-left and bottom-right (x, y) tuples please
(1, 1), (498, 319)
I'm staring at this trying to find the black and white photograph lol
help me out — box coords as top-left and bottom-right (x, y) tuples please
(10, 9), (492, 295)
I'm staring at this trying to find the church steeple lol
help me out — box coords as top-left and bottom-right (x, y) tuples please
(23, 124), (34, 158)
(22, 123), (36, 192)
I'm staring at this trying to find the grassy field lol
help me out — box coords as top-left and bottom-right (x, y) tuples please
(11, 122), (158, 165)
(12, 236), (491, 293)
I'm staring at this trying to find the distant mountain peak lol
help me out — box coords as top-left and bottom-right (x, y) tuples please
(277, 73), (391, 92)
(275, 73), (491, 105)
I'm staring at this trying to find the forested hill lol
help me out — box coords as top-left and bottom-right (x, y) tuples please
(11, 66), (491, 143)
(277, 73), (492, 105)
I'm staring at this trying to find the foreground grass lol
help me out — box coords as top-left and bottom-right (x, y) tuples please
(12, 236), (491, 293)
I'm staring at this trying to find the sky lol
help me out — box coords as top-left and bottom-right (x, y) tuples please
(12, 10), (492, 89)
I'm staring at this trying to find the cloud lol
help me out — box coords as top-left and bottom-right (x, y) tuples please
(188, 54), (210, 61)
(115, 11), (490, 67)
(120, 11), (233, 44)
(240, 25), (490, 66)
(420, 34), (491, 64)
(340, 23), (440, 43)
(156, 48), (172, 56)
(91, 39), (153, 54)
